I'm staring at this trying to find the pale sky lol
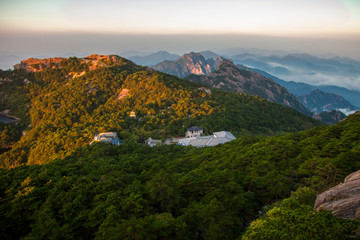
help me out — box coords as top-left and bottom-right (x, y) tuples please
(1, 0), (360, 36)
(0, 0), (359, 68)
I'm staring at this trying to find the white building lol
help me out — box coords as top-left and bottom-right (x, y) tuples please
(145, 137), (162, 147)
(178, 131), (236, 147)
(92, 132), (121, 145)
(185, 126), (203, 138)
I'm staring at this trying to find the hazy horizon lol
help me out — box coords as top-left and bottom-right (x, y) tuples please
(0, 0), (359, 89)
(1, 32), (359, 66)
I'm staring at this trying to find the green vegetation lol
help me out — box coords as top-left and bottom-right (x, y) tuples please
(0, 56), (321, 167)
(1, 111), (359, 239)
(242, 187), (359, 240)
(0, 69), (35, 128)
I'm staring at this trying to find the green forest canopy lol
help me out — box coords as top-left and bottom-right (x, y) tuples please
(1, 111), (359, 239)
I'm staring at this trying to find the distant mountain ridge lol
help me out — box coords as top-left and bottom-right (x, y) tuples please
(230, 52), (360, 106)
(252, 68), (360, 110)
(298, 89), (358, 114)
(129, 51), (180, 66)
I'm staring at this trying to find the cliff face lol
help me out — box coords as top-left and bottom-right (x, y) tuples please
(14, 54), (131, 72)
(153, 52), (224, 78)
(315, 170), (360, 220)
(186, 60), (309, 114)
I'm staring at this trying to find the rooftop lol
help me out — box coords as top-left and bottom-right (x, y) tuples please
(187, 126), (203, 132)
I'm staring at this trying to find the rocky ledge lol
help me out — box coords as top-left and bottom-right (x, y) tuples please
(315, 170), (360, 220)
(13, 54), (129, 72)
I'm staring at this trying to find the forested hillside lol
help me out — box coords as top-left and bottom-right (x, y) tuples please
(1, 111), (359, 239)
(0, 55), (321, 167)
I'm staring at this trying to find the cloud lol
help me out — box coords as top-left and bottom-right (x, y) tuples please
(279, 71), (360, 91)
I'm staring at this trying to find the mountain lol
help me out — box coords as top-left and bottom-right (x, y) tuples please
(185, 60), (309, 114)
(251, 68), (360, 111)
(153, 52), (224, 78)
(129, 51), (180, 66)
(298, 89), (359, 114)
(315, 110), (347, 125)
(0, 54), (321, 167)
(199, 50), (220, 60)
(231, 52), (360, 105)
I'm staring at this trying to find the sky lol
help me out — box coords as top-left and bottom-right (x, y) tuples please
(0, 0), (359, 73)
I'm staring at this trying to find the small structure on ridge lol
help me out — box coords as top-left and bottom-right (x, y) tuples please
(145, 137), (162, 147)
(92, 132), (121, 145)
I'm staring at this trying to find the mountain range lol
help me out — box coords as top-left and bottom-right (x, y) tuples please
(230, 53), (360, 89)
(129, 51), (180, 66)
(148, 51), (360, 118)
(298, 89), (358, 114)
(126, 50), (360, 113)
(0, 54), (321, 167)
(254, 68), (360, 108)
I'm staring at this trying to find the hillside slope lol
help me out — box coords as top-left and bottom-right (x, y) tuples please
(0, 111), (359, 239)
(186, 60), (309, 114)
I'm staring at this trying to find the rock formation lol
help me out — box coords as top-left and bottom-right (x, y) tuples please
(186, 60), (309, 114)
(315, 170), (360, 220)
(13, 54), (131, 72)
(14, 57), (65, 72)
(153, 52), (224, 78)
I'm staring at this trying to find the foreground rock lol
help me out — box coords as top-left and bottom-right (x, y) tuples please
(315, 170), (360, 219)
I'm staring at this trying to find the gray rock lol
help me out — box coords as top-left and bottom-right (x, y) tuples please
(315, 170), (360, 219)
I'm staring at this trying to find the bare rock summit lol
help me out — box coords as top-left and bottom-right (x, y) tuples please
(315, 170), (360, 220)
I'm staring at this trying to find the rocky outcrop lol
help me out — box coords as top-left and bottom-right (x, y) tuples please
(14, 57), (65, 72)
(186, 60), (309, 114)
(14, 54), (133, 73)
(315, 170), (360, 220)
(153, 52), (224, 78)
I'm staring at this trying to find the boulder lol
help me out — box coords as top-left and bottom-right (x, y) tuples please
(314, 170), (360, 219)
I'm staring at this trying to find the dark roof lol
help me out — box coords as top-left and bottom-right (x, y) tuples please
(187, 126), (203, 131)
